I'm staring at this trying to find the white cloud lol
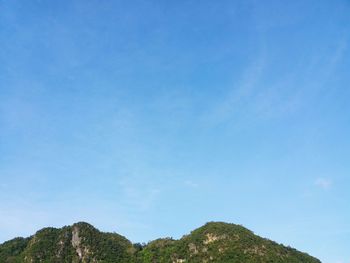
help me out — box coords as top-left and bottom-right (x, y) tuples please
(184, 180), (199, 188)
(314, 178), (332, 190)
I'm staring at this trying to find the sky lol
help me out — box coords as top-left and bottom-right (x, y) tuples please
(0, 0), (349, 262)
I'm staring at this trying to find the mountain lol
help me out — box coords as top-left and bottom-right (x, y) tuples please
(0, 222), (320, 263)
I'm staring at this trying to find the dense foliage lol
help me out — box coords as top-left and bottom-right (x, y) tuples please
(0, 222), (320, 263)
(138, 222), (320, 263)
(0, 223), (134, 263)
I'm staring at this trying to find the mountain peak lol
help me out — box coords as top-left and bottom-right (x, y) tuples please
(72, 221), (95, 228)
(0, 221), (320, 263)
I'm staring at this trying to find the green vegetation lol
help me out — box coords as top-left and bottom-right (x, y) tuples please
(0, 223), (134, 263)
(138, 222), (320, 263)
(0, 222), (320, 263)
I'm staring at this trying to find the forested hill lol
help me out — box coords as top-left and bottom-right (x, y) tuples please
(0, 221), (320, 263)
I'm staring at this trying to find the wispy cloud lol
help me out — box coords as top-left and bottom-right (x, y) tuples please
(118, 177), (161, 212)
(203, 52), (266, 126)
(304, 36), (348, 93)
(202, 33), (348, 129)
(184, 180), (199, 188)
(314, 178), (332, 190)
(325, 37), (347, 78)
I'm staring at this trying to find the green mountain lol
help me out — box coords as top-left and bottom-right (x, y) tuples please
(0, 222), (320, 263)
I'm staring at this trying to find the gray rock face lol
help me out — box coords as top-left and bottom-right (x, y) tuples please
(71, 226), (82, 259)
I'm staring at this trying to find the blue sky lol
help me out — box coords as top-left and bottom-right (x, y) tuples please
(0, 0), (349, 262)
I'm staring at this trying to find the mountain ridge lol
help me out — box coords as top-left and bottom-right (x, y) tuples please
(0, 221), (320, 263)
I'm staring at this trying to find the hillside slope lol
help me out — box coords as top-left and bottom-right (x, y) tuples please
(0, 222), (320, 263)
(0, 222), (135, 263)
(139, 222), (320, 263)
